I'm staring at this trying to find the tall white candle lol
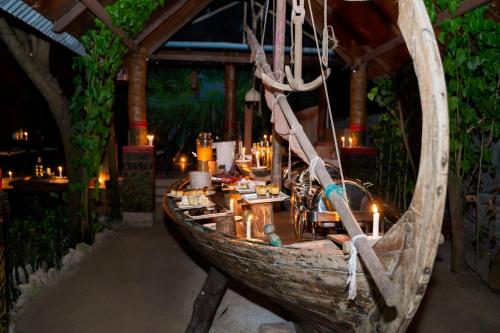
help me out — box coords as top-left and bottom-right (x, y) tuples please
(229, 199), (234, 212)
(372, 204), (380, 238)
(349, 137), (353, 148)
(341, 136), (345, 148)
(256, 151), (260, 167)
(242, 147), (246, 159)
(8, 171), (12, 179)
(246, 215), (252, 239)
(58, 166), (63, 178)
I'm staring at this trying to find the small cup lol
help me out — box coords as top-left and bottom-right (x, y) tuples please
(256, 185), (268, 198)
(270, 184), (280, 197)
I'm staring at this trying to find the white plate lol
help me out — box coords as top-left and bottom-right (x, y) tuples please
(236, 187), (255, 194)
(251, 166), (268, 170)
(242, 192), (290, 204)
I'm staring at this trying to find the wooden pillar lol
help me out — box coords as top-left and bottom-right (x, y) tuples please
(223, 63), (236, 140)
(317, 87), (328, 142)
(244, 105), (253, 151)
(128, 47), (148, 145)
(349, 60), (367, 147)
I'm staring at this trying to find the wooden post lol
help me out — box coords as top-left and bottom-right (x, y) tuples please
(348, 60), (367, 147)
(128, 47), (149, 145)
(224, 63), (237, 140)
(215, 215), (236, 236)
(270, 0), (287, 187)
(250, 203), (274, 238)
(244, 105), (253, 151)
(185, 267), (228, 333)
(317, 87), (328, 142)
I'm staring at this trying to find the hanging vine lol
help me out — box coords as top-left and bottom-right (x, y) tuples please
(70, 0), (163, 237)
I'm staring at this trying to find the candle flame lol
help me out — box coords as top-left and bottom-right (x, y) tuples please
(372, 204), (378, 214)
(58, 166), (62, 172)
(248, 214), (253, 222)
(180, 156), (186, 163)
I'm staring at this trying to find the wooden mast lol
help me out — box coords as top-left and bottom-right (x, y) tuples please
(246, 26), (399, 307)
(270, 0), (287, 187)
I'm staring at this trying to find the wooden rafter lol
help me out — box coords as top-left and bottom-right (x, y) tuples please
(52, 2), (86, 33)
(139, 0), (214, 55)
(153, 49), (327, 65)
(80, 0), (137, 50)
(134, 0), (189, 44)
(363, 0), (491, 63)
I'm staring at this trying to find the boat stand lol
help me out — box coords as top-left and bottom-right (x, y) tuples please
(185, 267), (228, 333)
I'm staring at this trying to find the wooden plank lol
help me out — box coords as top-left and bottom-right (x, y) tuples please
(139, 0), (213, 55)
(80, 0), (137, 50)
(52, 2), (86, 33)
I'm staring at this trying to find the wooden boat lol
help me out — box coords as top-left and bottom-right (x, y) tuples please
(163, 0), (448, 331)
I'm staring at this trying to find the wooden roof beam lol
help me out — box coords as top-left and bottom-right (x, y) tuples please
(80, 0), (137, 50)
(363, 0), (491, 63)
(52, 2), (86, 33)
(139, 0), (214, 56)
(134, 0), (189, 44)
(153, 49), (327, 65)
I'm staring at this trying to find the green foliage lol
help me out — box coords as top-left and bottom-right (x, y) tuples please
(71, 0), (163, 182)
(147, 68), (252, 148)
(368, 79), (416, 209)
(70, 0), (163, 232)
(7, 193), (70, 301)
(424, 0), (499, 194)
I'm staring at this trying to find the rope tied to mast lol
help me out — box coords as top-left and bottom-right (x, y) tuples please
(308, 156), (324, 193)
(347, 234), (367, 300)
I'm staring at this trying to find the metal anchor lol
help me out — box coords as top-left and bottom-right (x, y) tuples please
(261, 0), (330, 92)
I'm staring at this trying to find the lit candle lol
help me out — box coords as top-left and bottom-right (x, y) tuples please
(24, 131), (28, 141)
(348, 137), (353, 148)
(46, 168), (51, 176)
(246, 214), (252, 239)
(256, 151), (261, 167)
(372, 204), (380, 238)
(263, 134), (267, 142)
(242, 147), (246, 159)
(230, 199), (234, 212)
(58, 166), (63, 178)
(8, 171), (12, 179)
(147, 134), (154, 146)
(341, 136), (345, 148)
(269, 135), (272, 142)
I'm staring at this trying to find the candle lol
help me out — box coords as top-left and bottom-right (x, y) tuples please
(147, 134), (154, 146)
(46, 168), (51, 176)
(256, 151), (261, 167)
(263, 134), (267, 142)
(242, 147), (246, 159)
(8, 171), (12, 179)
(229, 199), (234, 212)
(341, 136), (345, 148)
(372, 204), (380, 238)
(269, 135), (272, 142)
(246, 214), (253, 239)
(348, 137), (353, 148)
(58, 166), (63, 178)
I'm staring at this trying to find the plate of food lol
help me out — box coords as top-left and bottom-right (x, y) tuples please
(168, 188), (215, 198)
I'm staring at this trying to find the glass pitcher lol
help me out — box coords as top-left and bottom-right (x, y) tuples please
(196, 132), (213, 161)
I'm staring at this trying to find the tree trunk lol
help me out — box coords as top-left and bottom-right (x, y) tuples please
(0, 18), (84, 244)
(448, 173), (464, 273)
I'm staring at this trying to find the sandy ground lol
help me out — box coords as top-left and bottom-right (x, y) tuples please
(14, 221), (500, 333)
